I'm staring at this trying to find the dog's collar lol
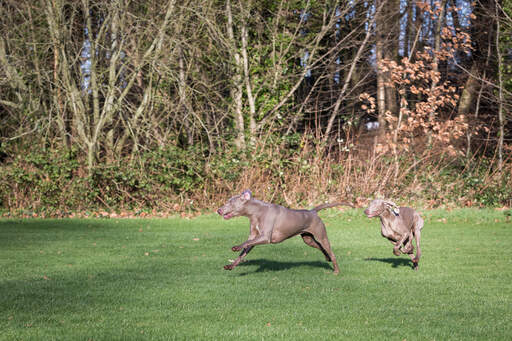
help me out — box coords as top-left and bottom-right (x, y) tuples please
(385, 204), (400, 217)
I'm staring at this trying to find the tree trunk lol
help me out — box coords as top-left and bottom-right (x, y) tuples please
(226, 0), (246, 150)
(383, 0), (399, 116)
(428, 0), (447, 146)
(375, 0), (387, 135)
(240, 10), (257, 145)
(458, 64), (480, 157)
(178, 46), (194, 146)
(495, 1), (505, 171)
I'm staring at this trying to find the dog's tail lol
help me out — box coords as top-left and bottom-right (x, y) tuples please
(312, 202), (354, 212)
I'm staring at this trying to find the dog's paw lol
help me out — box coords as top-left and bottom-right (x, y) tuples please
(231, 245), (242, 252)
(393, 248), (401, 256)
(401, 245), (413, 253)
(224, 264), (234, 270)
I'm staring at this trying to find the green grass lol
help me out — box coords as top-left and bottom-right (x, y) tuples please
(1, 209), (511, 340)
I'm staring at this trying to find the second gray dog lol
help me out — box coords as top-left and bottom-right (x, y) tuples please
(217, 190), (353, 274)
(364, 199), (424, 270)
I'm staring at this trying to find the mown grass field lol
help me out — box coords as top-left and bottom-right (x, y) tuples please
(1, 209), (511, 340)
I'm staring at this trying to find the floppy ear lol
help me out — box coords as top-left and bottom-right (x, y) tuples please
(241, 189), (252, 201)
(384, 200), (400, 216)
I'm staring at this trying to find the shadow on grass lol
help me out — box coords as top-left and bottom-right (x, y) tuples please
(0, 219), (121, 248)
(364, 257), (415, 269)
(237, 258), (332, 275)
(0, 261), (172, 317)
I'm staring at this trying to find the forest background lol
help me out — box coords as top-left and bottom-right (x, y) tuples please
(0, 0), (511, 217)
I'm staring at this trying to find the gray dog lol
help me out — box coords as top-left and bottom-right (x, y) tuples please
(217, 190), (353, 274)
(364, 199), (424, 270)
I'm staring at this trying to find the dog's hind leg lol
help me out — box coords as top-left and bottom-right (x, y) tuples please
(305, 221), (340, 274)
(301, 233), (330, 261)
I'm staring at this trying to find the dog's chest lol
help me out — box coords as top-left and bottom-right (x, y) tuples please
(380, 219), (402, 240)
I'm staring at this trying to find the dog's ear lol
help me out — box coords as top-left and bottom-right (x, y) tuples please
(384, 200), (400, 216)
(241, 189), (252, 201)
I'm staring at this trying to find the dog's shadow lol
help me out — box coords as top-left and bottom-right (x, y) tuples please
(364, 257), (415, 269)
(237, 259), (332, 275)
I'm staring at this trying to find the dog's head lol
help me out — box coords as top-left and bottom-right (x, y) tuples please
(217, 189), (252, 219)
(364, 199), (399, 218)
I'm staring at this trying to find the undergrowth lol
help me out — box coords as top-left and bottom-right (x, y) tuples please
(0, 136), (511, 216)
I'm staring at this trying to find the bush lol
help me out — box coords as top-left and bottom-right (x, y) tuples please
(0, 139), (510, 215)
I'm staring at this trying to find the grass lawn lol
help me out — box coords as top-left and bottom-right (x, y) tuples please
(1, 209), (511, 340)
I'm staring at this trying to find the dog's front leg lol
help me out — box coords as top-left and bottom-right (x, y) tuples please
(400, 232), (414, 253)
(232, 233), (271, 251)
(224, 246), (254, 270)
(393, 233), (409, 256)
(226, 220), (265, 269)
(232, 219), (273, 251)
